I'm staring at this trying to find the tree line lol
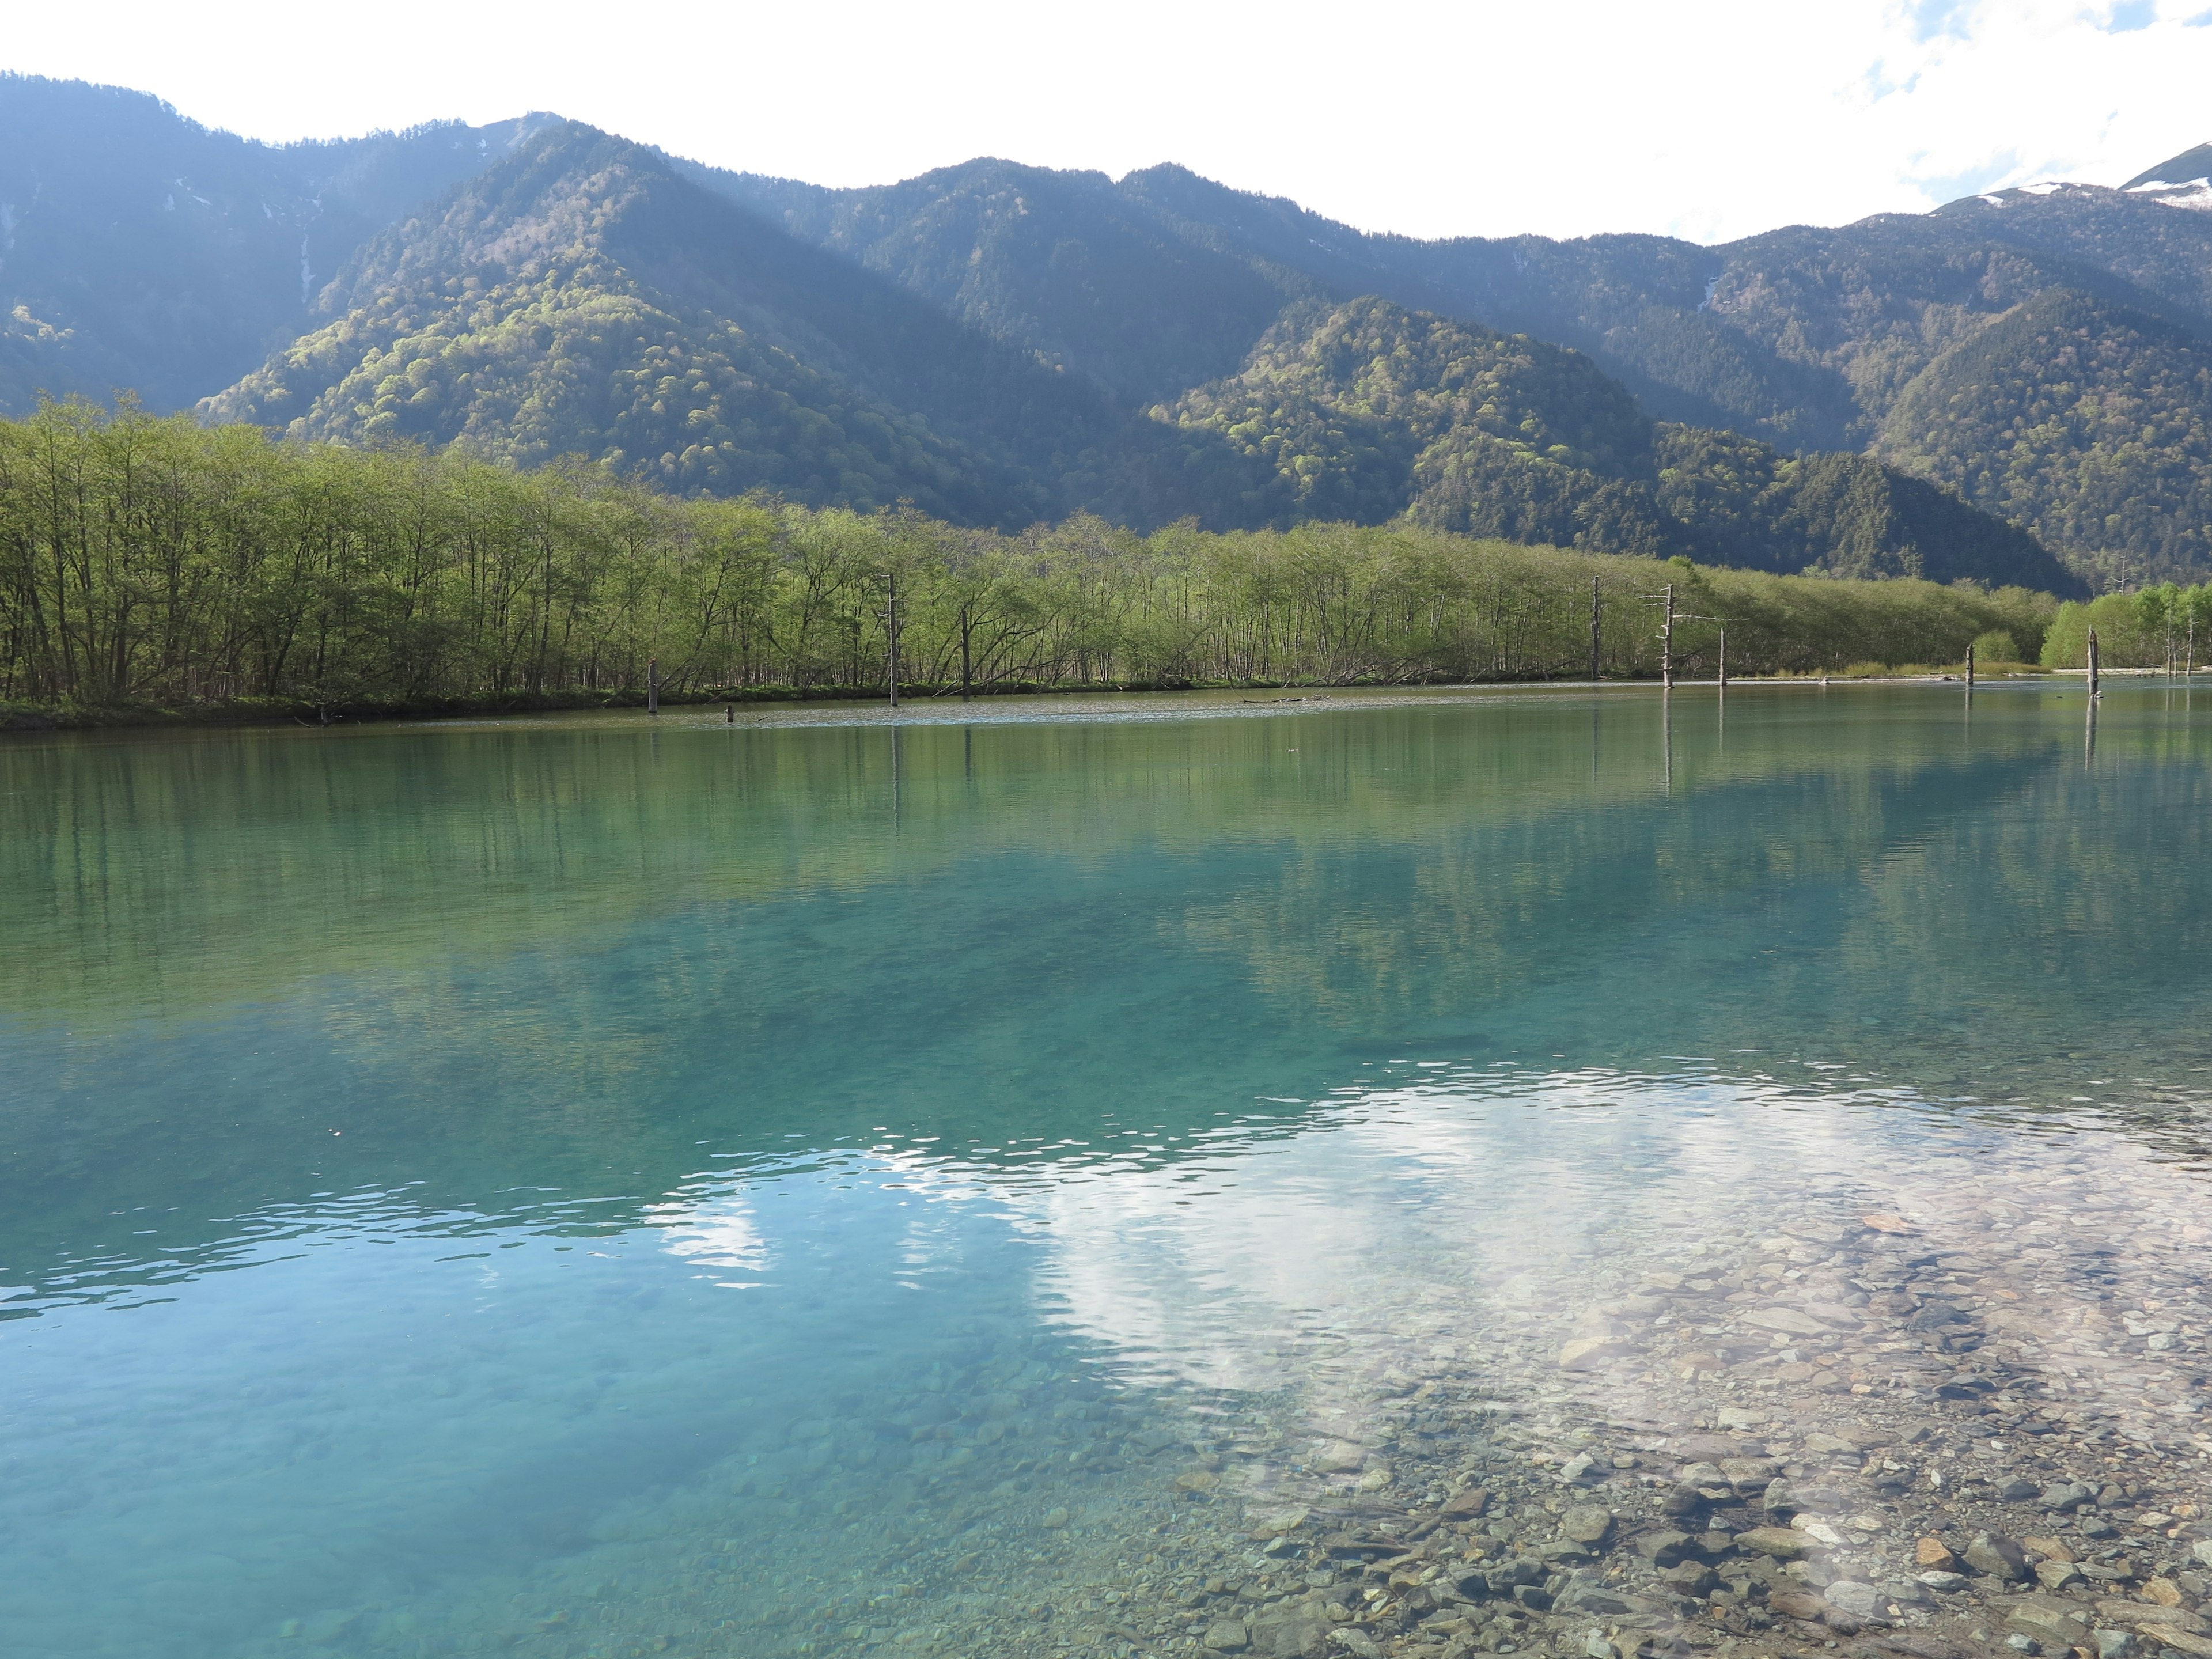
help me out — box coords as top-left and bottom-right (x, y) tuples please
(2039, 585), (2212, 671)
(0, 400), (2066, 714)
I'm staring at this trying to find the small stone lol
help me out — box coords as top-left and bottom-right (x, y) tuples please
(1205, 1618), (1251, 1652)
(2024, 1536), (2077, 1563)
(1561, 1506), (1613, 1546)
(1805, 1432), (1861, 1455)
(1771, 1589), (1829, 1622)
(1559, 1452), (1597, 1484)
(1355, 1467), (1392, 1493)
(1327, 1632), (1380, 1659)
(1826, 1581), (1883, 1622)
(1441, 1486), (1491, 1520)
(1636, 1531), (1695, 1567)
(1919, 1572), (1968, 1591)
(1556, 1581), (1635, 1616)
(1745, 1308), (1832, 1336)
(2094, 1631), (2139, 1659)
(1665, 1562), (1720, 1594)
(1965, 1533), (2031, 1582)
(2142, 1580), (2184, 1608)
(1721, 1457), (1782, 1494)
(1999, 1479), (2041, 1502)
(2007, 1636), (2039, 1654)
(1249, 1608), (1328, 1657)
(2034, 1560), (2085, 1592)
(2195, 1541), (2212, 1569)
(1559, 1336), (1635, 1369)
(1917, 1538), (1959, 1570)
(2005, 1595), (2089, 1647)
(1585, 1635), (1620, 1659)
(2042, 1482), (2097, 1513)
(1040, 1508), (1070, 1529)
(1739, 1527), (1815, 1561)
(1178, 1471), (1222, 1494)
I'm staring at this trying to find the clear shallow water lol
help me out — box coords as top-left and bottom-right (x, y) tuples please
(3, 682), (2211, 1659)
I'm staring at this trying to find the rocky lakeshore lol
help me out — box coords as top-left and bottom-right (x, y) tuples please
(234, 1081), (2211, 1659)
(1055, 1172), (2212, 1659)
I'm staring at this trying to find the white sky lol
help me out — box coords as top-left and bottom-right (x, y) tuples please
(7, 0), (2210, 244)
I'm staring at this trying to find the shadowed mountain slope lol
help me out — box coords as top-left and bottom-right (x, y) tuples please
(0, 74), (550, 413)
(1153, 297), (2075, 589)
(694, 154), (2212, 581)
(205, 125), (1149, 523)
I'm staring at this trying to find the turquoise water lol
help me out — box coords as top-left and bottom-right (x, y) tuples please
(3, 683), (2211, 1658)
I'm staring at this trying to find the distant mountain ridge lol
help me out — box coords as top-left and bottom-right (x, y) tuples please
(0, 74), (556, 412)
(20, 74), (2212, 591)
(689, 142), (2212, 586)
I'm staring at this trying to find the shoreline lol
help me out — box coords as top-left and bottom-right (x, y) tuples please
(0, 670), (2114, 738)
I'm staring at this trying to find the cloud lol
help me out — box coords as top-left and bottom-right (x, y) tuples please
(5, 0), (2212, 244)
(1906, 0), (1980, 40)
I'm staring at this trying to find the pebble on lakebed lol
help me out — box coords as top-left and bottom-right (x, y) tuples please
(244, 1127), (2211, 1659)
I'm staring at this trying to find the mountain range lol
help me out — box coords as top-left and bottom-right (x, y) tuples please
(16, 73), (2212, 592)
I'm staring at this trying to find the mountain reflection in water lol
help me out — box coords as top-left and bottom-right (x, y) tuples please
(1, 684), (2207, 1659)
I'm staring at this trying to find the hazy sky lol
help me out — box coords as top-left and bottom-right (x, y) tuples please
(9, 0), (2210, 243)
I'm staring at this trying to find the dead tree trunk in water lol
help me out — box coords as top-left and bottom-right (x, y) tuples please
(1589, 577), (1600, 682)
(886, 573), (900, 710)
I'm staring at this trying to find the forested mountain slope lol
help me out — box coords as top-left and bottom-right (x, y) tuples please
(12, 74), (2191, 589)
(206, 124), (1143, 523)
(1877, 287), (2212, 586)
(0, 75), (548, 412)
(687, 158), (1309, 406)
(707, 145), (2212, 581)
(1152, 297), (2073, 588)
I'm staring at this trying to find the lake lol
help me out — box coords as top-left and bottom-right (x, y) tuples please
(2, 683), (2209, 1659)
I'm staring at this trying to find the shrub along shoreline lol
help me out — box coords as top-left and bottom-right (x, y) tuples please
(0, 401), (2099, 730)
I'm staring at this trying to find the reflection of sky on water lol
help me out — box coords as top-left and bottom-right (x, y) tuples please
(10, 688), (2212, 1656)
(619, 1064), (2084, 1402)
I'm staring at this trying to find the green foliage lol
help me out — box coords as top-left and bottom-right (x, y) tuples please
(1154, 300), (2077, 592)
(202, 124), (1116, 528)
(0, 399), (2063, 713)
(15, 75), (2212, 587)
(1970, 629), (2021, 664)
(2039, 582), (2212, 669)
(1879, 290), (2212, 584)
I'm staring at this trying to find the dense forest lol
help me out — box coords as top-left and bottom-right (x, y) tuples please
(194, 118), (2077, 593)
(0, 403), (2071, 716)
(18, 78), (2212, 582)
(1157, 298), (2071, 589)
